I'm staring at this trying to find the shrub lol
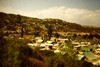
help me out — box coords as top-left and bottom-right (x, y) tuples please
(0, 38), (21, 67)
(19, 45), (46, 67)
(46, 54), (65, 67)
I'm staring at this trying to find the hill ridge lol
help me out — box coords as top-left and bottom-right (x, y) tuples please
(0, 12), (100, 34)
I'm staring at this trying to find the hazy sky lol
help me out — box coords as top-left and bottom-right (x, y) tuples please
(0, 0), (100, 27)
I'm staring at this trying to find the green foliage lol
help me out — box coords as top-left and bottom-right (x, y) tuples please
(0, 38), (21, 67)
(0, 37), (46, 67)
(46, 54), (65, 67)
(61, 42), (77, 60)
(19, 45), (46, 67)
(39, 50), (55, 57)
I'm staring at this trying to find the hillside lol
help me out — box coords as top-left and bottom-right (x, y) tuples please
(0, 12), (100, 34)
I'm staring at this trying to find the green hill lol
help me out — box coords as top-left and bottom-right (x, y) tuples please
(0, 12), (100, 34)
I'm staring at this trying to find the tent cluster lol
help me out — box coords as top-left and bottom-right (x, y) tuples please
(27, 37), (100, 65)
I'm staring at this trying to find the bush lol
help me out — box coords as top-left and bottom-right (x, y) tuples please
(46, 54), (65, 67)
(0, 38), (21, 67)
(39, 50), (55, 57)
(21, 57), (46, 67)
(0, 37), (47, 67)
(19, 45), (46, 67)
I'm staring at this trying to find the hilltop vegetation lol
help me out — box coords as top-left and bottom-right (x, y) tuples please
(0, 12), (100, 35)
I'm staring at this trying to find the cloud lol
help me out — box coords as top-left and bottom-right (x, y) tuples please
(29, 7), (100, 27)
(0, 6), (100, 27)
(0, 6), (28, 15)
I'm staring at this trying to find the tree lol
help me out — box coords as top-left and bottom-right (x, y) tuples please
(21, 26), (24, 37)
(73, 33), (77, 38)
(54, 32), (60, 38)
(47, 25), (53, 40)
(17, 15), (24, 37)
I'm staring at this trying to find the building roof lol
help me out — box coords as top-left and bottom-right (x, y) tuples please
(84, 52), (96, 60)
(77, 54), (84, 60)
(46, 44), (53, 46)
(81, 47), (90, 52)
(37, 39), (43, 43)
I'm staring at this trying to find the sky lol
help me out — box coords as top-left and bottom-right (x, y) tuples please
(0, 0), (100, 27)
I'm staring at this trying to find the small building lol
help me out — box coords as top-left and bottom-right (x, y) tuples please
(72, 41), (80, 45)
(95, 48), (100, 54)
(46, 43), (53, 49)
(58, 38), (68, 43)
